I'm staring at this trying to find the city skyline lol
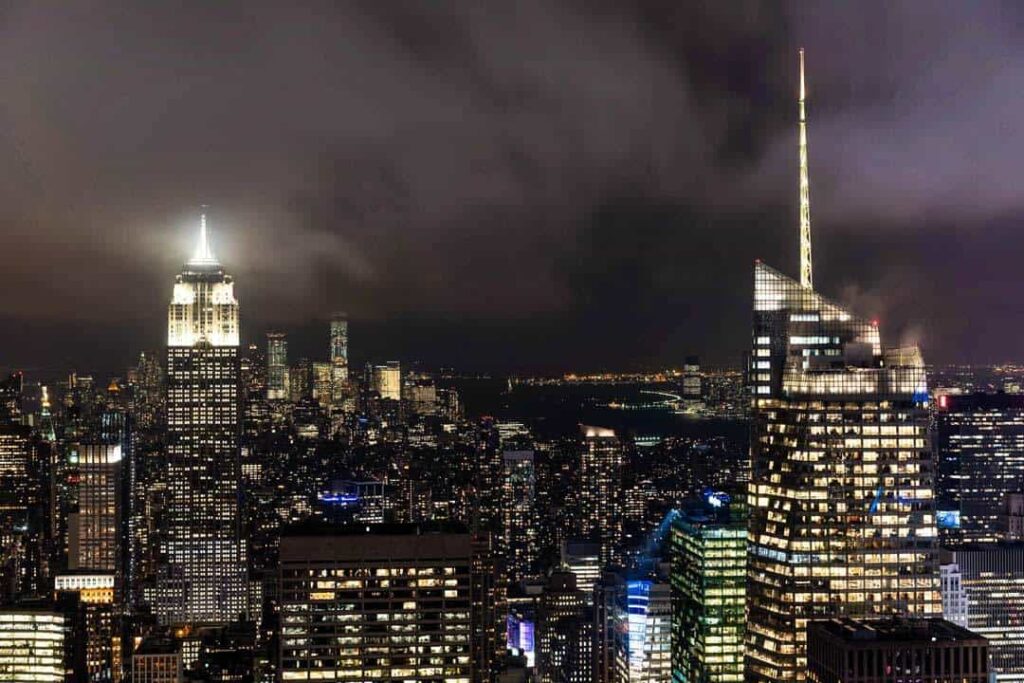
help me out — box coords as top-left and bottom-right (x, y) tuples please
(4, 3), (1024, 375)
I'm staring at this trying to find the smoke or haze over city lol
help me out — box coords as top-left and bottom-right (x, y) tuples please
(2, 1), (1022, 372)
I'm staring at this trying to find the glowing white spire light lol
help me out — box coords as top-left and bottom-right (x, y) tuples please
(189, 212), (218, 266)
(798, 48), (813, 289)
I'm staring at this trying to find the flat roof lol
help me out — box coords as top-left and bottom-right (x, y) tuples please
(810, 618), (987, 645)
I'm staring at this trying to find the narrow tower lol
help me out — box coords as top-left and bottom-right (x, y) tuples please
(798, 48), (813, 289)
(159, 212), (247, 625)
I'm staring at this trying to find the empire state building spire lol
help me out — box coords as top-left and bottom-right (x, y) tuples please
(189, 212), (218, 266)
(798, 48), (813, 289)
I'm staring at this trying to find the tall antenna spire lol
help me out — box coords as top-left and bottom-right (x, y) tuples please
(189, 207), (218, 266)
(798, 48), (813, 289)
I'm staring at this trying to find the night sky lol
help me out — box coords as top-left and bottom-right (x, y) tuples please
(2, 1), (1022, 376)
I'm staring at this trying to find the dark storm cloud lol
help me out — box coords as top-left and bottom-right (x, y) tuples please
(1, 1), (1022, 373)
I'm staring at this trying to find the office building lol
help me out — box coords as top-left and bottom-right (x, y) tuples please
(936, 392), (1024, 544)
(68, 443), (123, 576)
(132, 638), (182, 682)
(946, 544), (1024, 681)
(0, 422), (47, 602)
(501, 450), (539, 584)
(806, 618), (989, 683)
(330, 313), (349, 401)
(158, 214), (247, 625)
(55, 573), (118, 682)
(746, 52), (940, 682)
(616, 577), (672, 683)
(671, 495), (746, 683)
(578, 426), (624, 568)
(0, 607), (75, 682)
(683, 357), (701, 400)
(373, 361), (402, 402)
(537, 570), (593, 683)
(278, 522), (478, 682)
(266, 332), (288, 401)
(561, 540), (601, 599)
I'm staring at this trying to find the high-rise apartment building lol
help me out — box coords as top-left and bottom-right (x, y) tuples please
(68, 443), (122, 576)
(501, 450), (539, 584)
(746, 52), (940, 682)
(935, 393), (1024, 544)
(670, 496), (746, 683)
(0, 422), (48, 602)
(157, 214), (247, 625)
(945, 544), (1024, 681)
(265, 332), (288, 401)
(806, 618), (989, 683)
(578, 426), (624, 568)
(279, 522), (480, 682)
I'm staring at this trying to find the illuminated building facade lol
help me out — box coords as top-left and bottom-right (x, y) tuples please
(0, 422), (47, 602)
(939, 563), (969, 628)
(946, 544), (1024, 682)
(132, 638), (182, 682)
(746, 262), (940, 682)
(158, 215), (247, 625)
(616, 578), (672, 683)
(578, 426), (624, 568)
(0, 608), (72, 682)
(537, 570), (593, 683)
(501, 450), (539, 584)
(330, 313), (349, 401)
(55, 573), (118, 681)
(683, 357), (701, 401)
(935, 393), (1024, 544)
(373, 362), (402, 402)
(68, 443), (122, 576)
(278, 522), (477, 682)
(266, 332), (288, 401)
(671, 498), (746, 683)
(806, 618), (989, 683)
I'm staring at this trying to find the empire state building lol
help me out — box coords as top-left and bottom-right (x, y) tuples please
(156, 214), (247, 625)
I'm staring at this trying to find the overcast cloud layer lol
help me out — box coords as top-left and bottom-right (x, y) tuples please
(2, 0), (1023, 374)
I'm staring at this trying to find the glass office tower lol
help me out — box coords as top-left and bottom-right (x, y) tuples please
(746, 262), (940, 682)
(671, 496), (746, 683)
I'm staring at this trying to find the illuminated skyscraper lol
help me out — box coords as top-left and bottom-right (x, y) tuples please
(935, 393), (1024, 544)
(278, 522), (478, 682)
(537, 570), (593, 683)
(0, 607), (74, 682)
(671, 496), (746, 683)
(578, 426), (624, 568)
(157, 213), (247, 625)
(330, 313), (349, 401)
(501, 450), (539, 583)
(616, 578), (672, 683)
(265, 332), (288, 401)
(745, 52), (940, 683)
(372, 361), (402, 401)
(945, 545), (1024, 682)
(67, 444), (122, 576)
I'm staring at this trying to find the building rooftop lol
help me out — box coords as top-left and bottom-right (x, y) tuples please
(810, 618), (987, 645)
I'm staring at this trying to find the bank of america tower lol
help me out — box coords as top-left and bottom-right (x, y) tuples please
(745, 51), (940, 682)
(155, 214), (247, 625)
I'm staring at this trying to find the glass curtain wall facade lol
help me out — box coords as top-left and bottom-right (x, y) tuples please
(670, 504), (746, 683)
(746, 262), (940, 682)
